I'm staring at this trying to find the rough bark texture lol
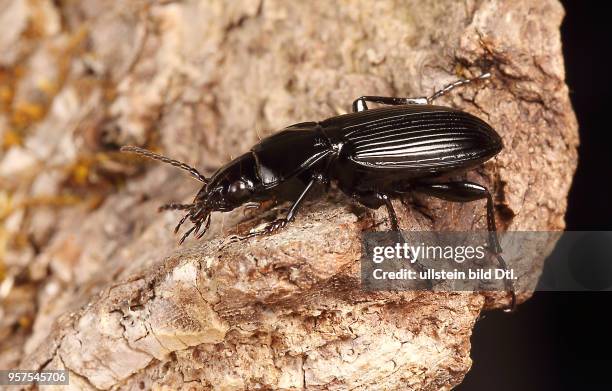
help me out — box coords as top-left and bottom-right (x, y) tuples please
(0, 0), (577, 390)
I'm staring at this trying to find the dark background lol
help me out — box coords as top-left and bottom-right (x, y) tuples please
(458, 1), (612, 390)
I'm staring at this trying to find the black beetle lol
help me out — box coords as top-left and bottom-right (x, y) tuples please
(122, 72), (515, 309)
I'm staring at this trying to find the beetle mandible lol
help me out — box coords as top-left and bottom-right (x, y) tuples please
(122, 72), (515, 309)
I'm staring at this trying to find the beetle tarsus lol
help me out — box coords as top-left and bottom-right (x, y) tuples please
(242, 218), (288, 239)
(175, 212), (190, 234)
(427, 72), (491, 103)
(351, 72), (491, 111)
(196, 215), (211, 239)
(264, 218), (288, 235)
(495, 253), (517, 312)
(179, 225), (196, 244)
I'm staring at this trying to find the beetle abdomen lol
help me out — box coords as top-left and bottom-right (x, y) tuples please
(328, 105), (502, 173)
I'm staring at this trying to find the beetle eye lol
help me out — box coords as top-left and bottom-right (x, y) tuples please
(227, 180), (251, 201)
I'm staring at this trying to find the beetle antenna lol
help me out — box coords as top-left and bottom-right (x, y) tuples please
(121, 145), (208, 183)
(427, 72), (491, 103)
(158, 203), (193, 212)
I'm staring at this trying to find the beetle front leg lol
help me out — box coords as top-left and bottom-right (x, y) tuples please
(413, 180), (516, 311)
(245, 175), (323, 238)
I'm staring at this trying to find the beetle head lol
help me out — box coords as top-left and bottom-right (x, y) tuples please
(121, 146), (264, 243)
(196, 153), (258, 211)
(121, 146), (263, 243)
(172, 152), (259, 243)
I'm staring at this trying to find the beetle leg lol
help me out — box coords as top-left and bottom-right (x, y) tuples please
(244, 175), (322, 238)
(285, 175), (322, 221)
(196, 214), (211, 239)
(352, 96), (428, 112)
(351, 72), (491, 111)
(349, 192), (401, 231)
(379, 194), (400, 232)
(178, 225), (196, 245)
(413, 180), (516, 311)
(353, 192), (431, 283)
(426, 73), (490, 103)
(380, 195), (428, 270)
(175, 212), (190, 234)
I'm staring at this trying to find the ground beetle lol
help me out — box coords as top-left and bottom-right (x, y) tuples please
(122, 73), (515, 309)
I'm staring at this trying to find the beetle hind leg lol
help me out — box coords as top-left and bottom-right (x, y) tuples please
(427, 73), (490, 103)
(413, 180), (516, 311)
(350, 72), (490, 112)
(352, 96), (428, 112)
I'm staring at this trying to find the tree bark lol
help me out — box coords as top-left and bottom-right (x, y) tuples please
(0, 0), (577, 389)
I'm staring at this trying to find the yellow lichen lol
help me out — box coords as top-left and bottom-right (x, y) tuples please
(0, 85), (13, 106)
(37, 78), (59, 96)
(0, 192), (12, 221)
(12, 102), (45, 128)
(2, 130), (23, 148)
(71, 162), (91, 185)
(0, 228), (7, 283)
(18, 315), (32, 329)
(0, 258), (5, 282)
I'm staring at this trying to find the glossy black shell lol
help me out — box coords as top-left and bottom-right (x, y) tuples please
(226, 104), (502, 202)
(324, 105), (501, 171)
(323, 105), (502, 194)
